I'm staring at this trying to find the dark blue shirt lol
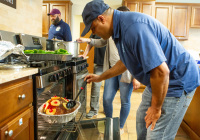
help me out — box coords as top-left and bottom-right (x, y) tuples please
(48, 19), (72, 41)
(112, 10), (200, 97)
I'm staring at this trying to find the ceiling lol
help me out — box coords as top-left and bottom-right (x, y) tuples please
(71, 0), (122, 6)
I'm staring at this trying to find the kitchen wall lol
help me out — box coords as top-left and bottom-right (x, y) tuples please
(0, 0), (42, 36)
(180, 28), (200, 52)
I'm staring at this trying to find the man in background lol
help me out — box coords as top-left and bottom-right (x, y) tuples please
(48, 9), (72, 41)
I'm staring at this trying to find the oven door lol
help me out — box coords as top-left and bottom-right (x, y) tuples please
(57, 117), (121, 140)
(35, 78), (66, 140)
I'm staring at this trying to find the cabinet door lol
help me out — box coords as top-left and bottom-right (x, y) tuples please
(42, 3), (50, 38)
(80, 22), (94, 73)
(171, 5), (191, 40)
(0, 107), (34, 140)
(191, 6), (200, 28)
(155, 4), (172, 30)
(0, 79), (33, 123)
(139, 2), (155, 17)
(124, 1), (139, 12)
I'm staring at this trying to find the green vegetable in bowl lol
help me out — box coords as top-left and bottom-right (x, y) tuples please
(33, 49), (38, 53)
(56, 48), (70, 54)
(46, 50), (55, 54)
(24, 50), (34, 54)
(37, 49), (46, 54)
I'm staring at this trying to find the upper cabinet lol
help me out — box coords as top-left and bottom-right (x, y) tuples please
(154, 4), (172, 31)
(155, 4), (191, 40)
(124, 1), (139, 12)
(191, 6), (200, 28)
(123, 0), (155, 17)
(42, 1), (72, 38)
(123, 1), (200, 40)
(140, 1), (155, 16)
(171, 5), (191, 40)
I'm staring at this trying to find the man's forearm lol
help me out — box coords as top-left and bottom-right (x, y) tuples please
(99, 60), (127, 81)
(150, 62), (169, 110)
(83, 44), (92, 57)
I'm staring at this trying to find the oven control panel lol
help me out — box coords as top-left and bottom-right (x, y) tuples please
(36, 66), (72, 88)
(72, 62), (88, 74)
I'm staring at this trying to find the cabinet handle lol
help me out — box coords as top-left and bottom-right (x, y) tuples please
(18, 94), (26, 100)
(5, 130), (13, 137)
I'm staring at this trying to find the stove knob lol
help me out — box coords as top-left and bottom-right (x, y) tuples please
(60, 71), (64, 77)
(67, 69), (70, 75)
(82, 65), (85, 70)
(78, 66), (81, 71)
(63, 70), (67, 76)
(55, 73), (59, 80)
(49, 75), (56, 82)
(86, 63), (89, 67)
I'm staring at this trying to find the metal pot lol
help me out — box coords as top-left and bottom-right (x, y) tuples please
(46, 40), (79, 57)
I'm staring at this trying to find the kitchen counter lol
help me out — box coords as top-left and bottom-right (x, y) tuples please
(0, 68), (38, 84)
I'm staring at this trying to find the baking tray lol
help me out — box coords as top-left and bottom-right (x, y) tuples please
(26, 54), (73, 61)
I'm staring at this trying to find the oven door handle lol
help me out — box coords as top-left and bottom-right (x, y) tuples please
(76, 70), (89, 80)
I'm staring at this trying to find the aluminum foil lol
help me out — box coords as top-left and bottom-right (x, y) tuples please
(38, 101), (81, 124)
(0, 41), (28, 61)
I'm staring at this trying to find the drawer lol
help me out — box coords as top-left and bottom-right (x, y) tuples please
(0, 79), (33, 123)
(0, 107), (34, 140)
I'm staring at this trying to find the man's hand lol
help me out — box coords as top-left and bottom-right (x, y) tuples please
(76, 38), (91, 43)
(145, 107), (161, 130)
(84, 74), (101, 83)
(78, 54), (86, 59)
(133, 78), (140, 90)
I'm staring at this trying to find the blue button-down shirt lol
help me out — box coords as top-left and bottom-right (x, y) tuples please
(48, 19), (72, 41)
(112, 10), (200, 97)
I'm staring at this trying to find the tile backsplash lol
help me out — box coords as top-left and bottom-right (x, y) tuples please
(179, 28), (200, 52)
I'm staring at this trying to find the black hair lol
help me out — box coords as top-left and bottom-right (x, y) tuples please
(117, 6), (130, 12)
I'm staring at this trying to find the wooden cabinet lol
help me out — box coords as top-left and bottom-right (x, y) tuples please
(155, 3), (191, 40)
(0, 78), (33, 123)
(171, 5), (191, 40)
(0, 107), (34, 140)
(42, 0), (72, 38)
(124, 1), (139, 12)
(139, 1), (155, 16)
(123, 0), (155, 16)
(154, 4), (172, 30)
(190, 6), (200, 28)
(0, 77), (34, 140)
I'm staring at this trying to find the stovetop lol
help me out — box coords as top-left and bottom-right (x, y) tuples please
(29, 61), (71, 76)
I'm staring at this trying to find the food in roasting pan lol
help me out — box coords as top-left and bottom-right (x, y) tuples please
(38, 96), (81, 123)
(41, 96), (79, 115)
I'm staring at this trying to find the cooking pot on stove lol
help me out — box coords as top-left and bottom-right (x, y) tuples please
(46, 39), (79, 57)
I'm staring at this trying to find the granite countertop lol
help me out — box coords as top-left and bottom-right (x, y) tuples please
(0, 68), (38, 84)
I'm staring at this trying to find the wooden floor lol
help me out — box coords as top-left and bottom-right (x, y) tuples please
(85, 82), (191, 140)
